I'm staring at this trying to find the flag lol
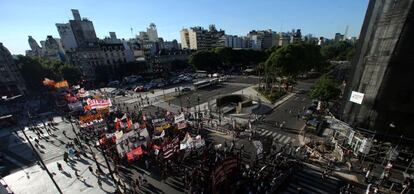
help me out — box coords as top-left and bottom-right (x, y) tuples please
(163, 137), (179, 159)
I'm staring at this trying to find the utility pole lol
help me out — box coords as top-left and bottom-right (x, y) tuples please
(22, 116), (63, 194)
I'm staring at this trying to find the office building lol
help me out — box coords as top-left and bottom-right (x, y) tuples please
(180, 25), (225, 50)
(0, 43), (26, 97)
(68, 9), (98, 47)
(56, 23), (78, 51)
(147, 23), (158, 42)
(334, 33), (345, 42)
(342, 0), (414, 136)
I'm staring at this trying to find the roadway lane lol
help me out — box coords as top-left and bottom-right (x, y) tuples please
(168, 83), (246, 108)
(281, 166), (345, 194)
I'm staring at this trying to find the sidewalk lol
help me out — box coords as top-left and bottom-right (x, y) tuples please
(3, 157), (117, 194)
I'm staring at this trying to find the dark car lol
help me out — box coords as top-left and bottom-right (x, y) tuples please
(181, 87), (191, 92)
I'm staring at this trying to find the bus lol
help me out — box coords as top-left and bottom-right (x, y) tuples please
(193, 78), (219, 90)
(0, 115), (16, 128)
(193, 80), (211, 89)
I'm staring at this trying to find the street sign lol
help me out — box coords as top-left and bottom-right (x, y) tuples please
(350, 91), (364, 104)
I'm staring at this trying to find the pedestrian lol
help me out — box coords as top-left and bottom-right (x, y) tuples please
(88, 165), (94, 175)
(57, 162), (63, 171)
(95, 168), (101, 177)
(34, 138), (39, 145)
(75, 170), (81, 179)
(46, 127), (52, 135)
(97, 179), (102, 188)
(62, 130), (67, 137)
(63, 152), (69, 163)
(135, 179), (140, 191)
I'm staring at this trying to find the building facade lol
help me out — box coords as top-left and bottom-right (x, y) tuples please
(68, 9), (98, 47)
(147, 23), (158, 42)
(224, 35), (251, 49)
(0, 43), (26, 97)
(180, 25), (225, 50)
(342, 0), (414, 136)
(56, 23), (78, 51)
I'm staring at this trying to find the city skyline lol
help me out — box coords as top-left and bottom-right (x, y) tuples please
(0, 0), (369, 55)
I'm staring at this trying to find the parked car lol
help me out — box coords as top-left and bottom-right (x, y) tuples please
(134, 86), (145, 92)
(108, 80), (120, 87)
(181, 87), (191, 92)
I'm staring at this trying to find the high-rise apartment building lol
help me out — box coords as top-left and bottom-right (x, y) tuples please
(56, 23), (78, 51)
(26, 35), (66, 61)
(180, 25), (225, 50)
(334, 33), (345, 42)
(147, 23), (158, 42)
(68, 9), (98, 47)
(0, 43), (26, 97)
(27, 36), (42, 57)
(224, 35), (251, 49)
(180, 29), (190, 49)
(342, 0), (414, 136)
(247, 30), (278, 50)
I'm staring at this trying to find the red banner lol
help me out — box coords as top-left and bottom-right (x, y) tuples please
(126, 146), (144, 161)
(86, 98), (112, 109)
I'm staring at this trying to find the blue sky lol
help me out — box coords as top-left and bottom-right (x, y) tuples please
(0, 0), (369, 55)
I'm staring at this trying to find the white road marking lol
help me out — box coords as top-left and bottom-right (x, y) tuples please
(259, 130), (268, 135)
(278, 136), (287, 143)
(283, 136), (292, 144)
(262, 131), (272, 136)
(274, 134), (282, 140)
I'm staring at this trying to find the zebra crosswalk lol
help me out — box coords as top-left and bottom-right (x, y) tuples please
(258, 129), (293, 144)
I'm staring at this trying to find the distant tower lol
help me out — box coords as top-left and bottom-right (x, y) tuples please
(71, 9), (81, 21)
(28, 36), (41, 51)
(147, 23), (158, 42)
(28, 36), (42, 56)
(344, 25), (349, 40)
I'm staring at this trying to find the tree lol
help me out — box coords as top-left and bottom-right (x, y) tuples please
(171, 59), (190, 71)
(59, 64), (82, 85)
(189, 51), (221, 73)
(310, 75), (341, 102)
(16, 56), (47, 94)
(320, 41), (355, 61)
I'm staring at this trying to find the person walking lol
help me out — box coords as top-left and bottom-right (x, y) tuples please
(75, 170), (82, 179)
(97, 179), (102, 189)
(88, 165), (94, 175)
(57, 162), (63, 172)
(63, 152), (69, 163)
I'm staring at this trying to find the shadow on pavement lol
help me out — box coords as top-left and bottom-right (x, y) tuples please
(61, 170), (72, 178)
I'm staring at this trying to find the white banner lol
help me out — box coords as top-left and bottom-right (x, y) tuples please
(350, 91), (364, 104)
(174, 113), (185, 124)
(152, 118), (165, 124)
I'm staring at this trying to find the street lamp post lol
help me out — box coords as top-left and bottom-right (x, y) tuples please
(197, 96), (201, 134)
(178, 87), (183, 112)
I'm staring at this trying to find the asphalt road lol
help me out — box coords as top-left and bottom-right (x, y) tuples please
(280, 165), (346, 194)
(168, 82), (246, 108)
(252, 80), (315, 148)
(226, 76), (260, 84)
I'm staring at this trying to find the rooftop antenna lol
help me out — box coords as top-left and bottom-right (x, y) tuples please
(130, 27), (134, 38)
